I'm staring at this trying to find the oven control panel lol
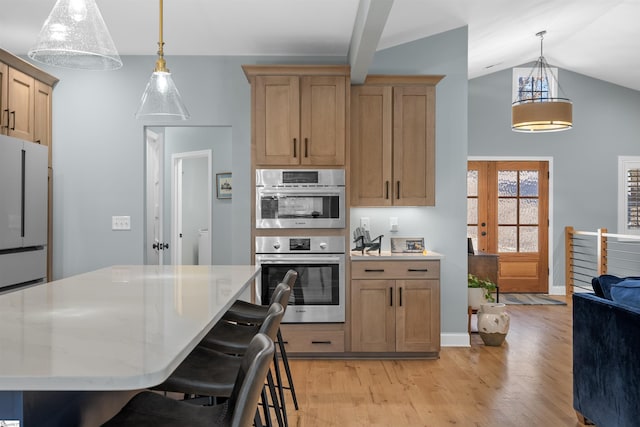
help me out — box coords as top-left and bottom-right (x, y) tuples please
(256, 236), (345, 254)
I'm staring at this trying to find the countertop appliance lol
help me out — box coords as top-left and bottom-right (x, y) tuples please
(0, 134), (48, 290)
(256, 169), (345, 229)
(255, 235), (346, 323)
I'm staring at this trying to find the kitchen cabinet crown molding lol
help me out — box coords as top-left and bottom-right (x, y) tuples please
(362, 74), (445, 86)
(0, 48), (59, 88)
(242, 64), (350, 81)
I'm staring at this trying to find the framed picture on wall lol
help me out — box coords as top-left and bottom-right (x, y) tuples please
(216, 172), (232, 199)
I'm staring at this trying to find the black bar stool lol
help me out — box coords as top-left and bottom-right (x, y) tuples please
(101, 333), (274, 427)
(222, 270), (299, 411)
(153, 286), (290, 427)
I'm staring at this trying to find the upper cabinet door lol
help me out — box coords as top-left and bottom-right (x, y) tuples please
(393, 86), (436, 206)
(253, 73), (346, 167)
(0, 63), (8, 136)
(255, 75), (300, 166)
(350, 85), (393, 206)
(7, 67), (35, 142)
(34, 81), (53, 165)
(300, 76), (345, 166)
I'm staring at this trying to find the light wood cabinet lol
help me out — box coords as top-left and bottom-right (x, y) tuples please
(4, 67), (35, 141)
(280, 323), (345, 354)
(35, 81), (53, 165)
(351, 259), (440, 354)
(244, 65), (348, 167)
(350, 75), (444, 206)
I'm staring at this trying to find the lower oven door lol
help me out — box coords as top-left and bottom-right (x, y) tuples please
(255, 254), (345, 323)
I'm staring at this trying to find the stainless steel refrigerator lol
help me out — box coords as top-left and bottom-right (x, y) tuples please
(0, 134), (48, 290)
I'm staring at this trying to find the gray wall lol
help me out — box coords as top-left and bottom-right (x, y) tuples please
(469, 63), (640, 289)
(351, 27), (469, 340)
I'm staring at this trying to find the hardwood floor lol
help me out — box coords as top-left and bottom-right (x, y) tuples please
(283, 298), (581, 427)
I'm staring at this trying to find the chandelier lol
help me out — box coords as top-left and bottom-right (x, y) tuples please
(512, 31), (572, 132)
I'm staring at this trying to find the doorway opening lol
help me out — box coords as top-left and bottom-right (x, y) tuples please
(171, 150), (212, 265)
(144, 126), (233, 266)
(467, 159), (553, 293)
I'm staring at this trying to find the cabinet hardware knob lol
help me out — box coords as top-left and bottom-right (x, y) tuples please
(311, 340), (332, 344)
(399, 287), (403, 306)
(304, 137), (309, 157)
(293, 138), (297, 158)
(481, 231), (487, 236)
(2, 109), (8, 128)
(364, 269), (385, 272)
(390, 287), (393, 306)
(396, 181), (400, 199)
(385, 181), (389, 199)
(408, 268), (428, 272)
(10, 111), (16, 130)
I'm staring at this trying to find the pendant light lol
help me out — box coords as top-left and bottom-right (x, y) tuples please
(28, 0), (122, 70)
(135, 0), (190, 121)
(512, 31), (572, 133)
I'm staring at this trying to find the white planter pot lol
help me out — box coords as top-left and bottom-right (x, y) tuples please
(478, 303), (510, 346)
(468, 287), (487, 310)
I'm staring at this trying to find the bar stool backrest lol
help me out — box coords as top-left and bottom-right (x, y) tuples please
(268, 282), (291, 306)
(226, 333), (275, 427)
(259, 302), (285, 341)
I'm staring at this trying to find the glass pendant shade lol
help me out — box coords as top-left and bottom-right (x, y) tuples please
(135, 70), (190, 120)
(28, 0), (122, 70)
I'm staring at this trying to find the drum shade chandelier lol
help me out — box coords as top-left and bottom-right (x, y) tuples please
(512, 31), (572, 133)
(135, 0), (190, 120)
(28, 0), (122, 70)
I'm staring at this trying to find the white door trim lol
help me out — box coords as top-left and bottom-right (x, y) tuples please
(468, 156), (557, 294)
(145, 129), (164, 265)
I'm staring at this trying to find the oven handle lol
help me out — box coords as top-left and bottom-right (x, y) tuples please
(256, 255), (344, 264)
(258, 188), (344, 197)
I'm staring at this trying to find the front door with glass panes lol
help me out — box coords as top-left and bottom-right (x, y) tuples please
(467, 161), (549, 293)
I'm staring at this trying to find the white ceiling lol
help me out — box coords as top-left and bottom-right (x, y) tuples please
(1, 0), (639, 90)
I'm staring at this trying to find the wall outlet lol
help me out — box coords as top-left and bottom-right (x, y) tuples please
(112, 215), (131, 230)
(390, 217), (399, 232)
(360, 217), (370, 231)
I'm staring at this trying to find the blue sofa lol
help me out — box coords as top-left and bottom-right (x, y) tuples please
(573, 290), (640, 426)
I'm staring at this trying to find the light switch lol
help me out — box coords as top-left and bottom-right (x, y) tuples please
(112, 216), (131, 230)
(360, 217), (370, 231)
(390, 217), (399, 232)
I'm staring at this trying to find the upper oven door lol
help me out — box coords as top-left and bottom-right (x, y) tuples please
(256, 187), (345, 229)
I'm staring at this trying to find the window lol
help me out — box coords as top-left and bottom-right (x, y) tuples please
(512, 67), (558, 103)
(618, 156), (640, 235)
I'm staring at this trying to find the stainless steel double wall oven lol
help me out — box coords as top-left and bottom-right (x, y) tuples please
(255, 169), (346, 323)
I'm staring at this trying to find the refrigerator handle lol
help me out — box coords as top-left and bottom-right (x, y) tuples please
(21, 149), (25, 237)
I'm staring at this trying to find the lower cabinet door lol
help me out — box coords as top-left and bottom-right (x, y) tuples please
(351, 279), (395, 352)
(395, 279), (440, 352)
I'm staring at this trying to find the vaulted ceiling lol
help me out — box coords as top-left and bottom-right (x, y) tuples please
(2, 0), (639, 90)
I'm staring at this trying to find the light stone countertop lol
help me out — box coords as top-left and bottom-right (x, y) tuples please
(0, 264), (260, 391)
(350, 250), (444, 260)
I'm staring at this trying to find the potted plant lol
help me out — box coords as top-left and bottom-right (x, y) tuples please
(468, 273), (497, 309)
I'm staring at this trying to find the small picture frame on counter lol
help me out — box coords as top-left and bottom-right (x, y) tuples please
(391, 237), (425, 253)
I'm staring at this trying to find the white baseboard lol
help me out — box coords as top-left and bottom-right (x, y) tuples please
(548, 285), (566, 296)
(441, 333), (470, 347)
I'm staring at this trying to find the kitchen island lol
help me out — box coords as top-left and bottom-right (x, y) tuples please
(0, 264), (260, 426)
